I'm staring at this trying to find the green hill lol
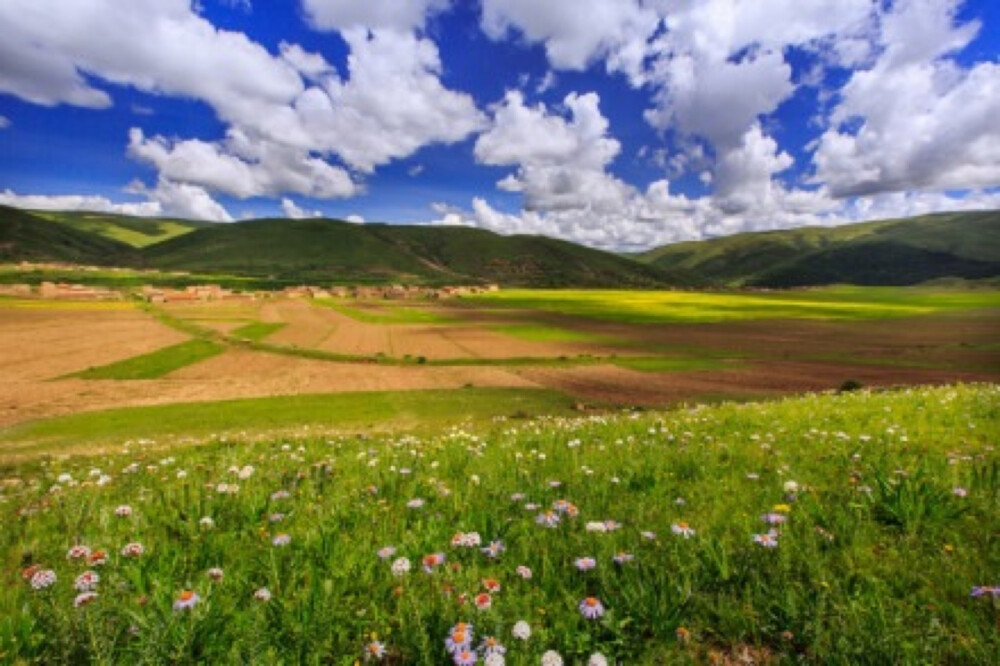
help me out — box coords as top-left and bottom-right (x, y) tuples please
(638, 211), (1000, 287)
(0, 205), (140, 265)
(143, 217), (685, 287)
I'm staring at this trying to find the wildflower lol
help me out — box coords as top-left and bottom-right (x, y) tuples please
(579, 596), (605, 619)
(422, 552), (446, 573)
(21, 564), (40, 581)
(553, 499), (571, 513)
(199, 516), (215, 529)
(483, 578), (501, 593)
(587, 654), (609, 666)
(671, 522), (696, 538)
(613, 552), (634, 565)
(114, 505), (133, 518)
(641, 530), (657, 540)
(603, 520), (622, 531)
(254, 587), (272, 602)
(574, 557), (597, 571)
(445, 623), (473, 653)
(772, 504), (792, 513)
(783, 480), (799, 494)
(675, 497), (686, 505)
(74, 571), (100, 591)
(475, 593), (492, 610)
(484, 654), (505, 666)
(511, 620), (531, 640)
(365, 640), (386, 661)
(406, 498), (425, 509)
(535, 511), (560, 528)
(481, 541), (505, 558)
(746, 473), (760, 480)
(391, 557), (411, 576)
(74, 591), (99, 608)
(509, 492), (525, 502)
(88, 550), (108, 566)
(453, 648), (478, 665)
(515, 565), (532, 579)
(121, 542), (144, 558)
(377, 546), (396, 559)
(480, 635), (506, 657)
(173, 590), (200, 611)
(206, 567), (224, 583)
(541, 650), (564, 666)
(30, 569), (57, 590)
(67, 545), (91, 561)
(761, 513), (787, 525)
(585, 522), (607, 533)
(676, 626), (691, 644)
(953, 487), (969, 498)
(272, 533), (291, 547)
(238, 465), (255, 480)
(270, 490), (291, 501)
(269, 512), (285, 523)
(452, 532), (482, 548)
(971, 586), (1000, 597)
(753, 531), (779, 548)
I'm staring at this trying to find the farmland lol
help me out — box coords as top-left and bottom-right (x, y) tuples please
(1, 287), (998, 455)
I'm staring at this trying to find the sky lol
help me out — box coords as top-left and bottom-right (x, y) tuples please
(0, 0), (998, 251)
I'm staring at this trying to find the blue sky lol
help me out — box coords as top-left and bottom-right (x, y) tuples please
(0, 0), (998, 250)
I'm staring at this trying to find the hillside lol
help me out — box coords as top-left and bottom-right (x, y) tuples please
(638, 211), (1000, 287)
(0, 205), (140, 265)
(30, 210), (210, 248)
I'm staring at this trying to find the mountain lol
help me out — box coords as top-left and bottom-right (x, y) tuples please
(0, 205), (140, 265)
(637, 211), (1000, 287)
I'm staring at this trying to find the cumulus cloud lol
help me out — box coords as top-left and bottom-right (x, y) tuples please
(281, 198), (320, 219)
(127, 128), (360, 200)
(0, 189), (162, 217)
(482, 0), (659, 76)
(127, 179), (233, 222)
(812, 0), (1000, 197)
(302, 0), (450, 32)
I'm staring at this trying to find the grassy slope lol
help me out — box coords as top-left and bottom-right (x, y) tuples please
(0, 205), (141, 266)
(30, 211), (209, 248)
(638, 211), (1000, 286)
(0, 388), (577, 457)
(71, 339), (225, 380)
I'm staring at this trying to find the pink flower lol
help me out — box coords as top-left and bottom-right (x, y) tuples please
(579, 596), (605, 619)
(574, 557), (597, 572)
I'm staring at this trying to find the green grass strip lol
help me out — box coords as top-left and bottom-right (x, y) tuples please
(312, 298), (453, 324)
(0, 388), (577, 456)
(72, 339), (224, 380)
(230, 321), (287, 341)
(613, 356), (741, 372)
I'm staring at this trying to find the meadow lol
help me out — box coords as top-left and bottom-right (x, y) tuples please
(1, 383), (997, 664)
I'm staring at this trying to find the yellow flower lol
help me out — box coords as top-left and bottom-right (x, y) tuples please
(772, 504), (792, 513)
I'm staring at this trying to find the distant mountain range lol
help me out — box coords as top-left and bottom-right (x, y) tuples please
(1, 205), (998, 288)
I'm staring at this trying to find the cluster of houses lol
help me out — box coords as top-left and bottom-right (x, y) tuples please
(143, 283), (500, 303)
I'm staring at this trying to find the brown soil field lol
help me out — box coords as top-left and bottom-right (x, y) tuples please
(1, 298), (996, 430)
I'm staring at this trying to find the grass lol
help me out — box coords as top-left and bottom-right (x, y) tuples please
(72, 340), (225, 380)
(466, 286), (1000, 324)
(0, 384), (996, 664)
(312, 299), (453, 324)
(230, 322), (286, 341)
(0, 388), (577, 458)
(492, 324), (607, 343)
(612, 357), (740, 372)
(0, 297), (132, 311)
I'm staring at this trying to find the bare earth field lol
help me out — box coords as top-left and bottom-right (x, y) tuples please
(1, 296), (997, 430)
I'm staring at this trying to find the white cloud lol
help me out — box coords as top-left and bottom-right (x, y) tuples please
(812, 0), (1000, 197)
(345, 214), (366, 224)
(0, 189), (162, 217)
(0, 115), (9, 129)
(281, 198), (320, 219)
(141, 179), (233, 222)
(302, 0), (450, 32)
(481, 0), (659, 76)
(127, 127), (360, 200)
(293, 28), (486, 172)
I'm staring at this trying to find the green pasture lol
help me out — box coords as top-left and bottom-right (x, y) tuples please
(71, 339), (224, 380)
(0, 388), (577, 459)
(466, 286), (1000, 324)
(0, 384), (997, 664)
(230, 322), (286, 341)
(313, 298), (453, 324)
(492, 323), (607, 343)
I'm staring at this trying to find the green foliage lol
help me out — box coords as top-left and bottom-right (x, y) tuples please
(312, 299), (453, 324)
(31, 210), (206, 248)
(0, 384), (997, 664)
(73, 340), (224, 380)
